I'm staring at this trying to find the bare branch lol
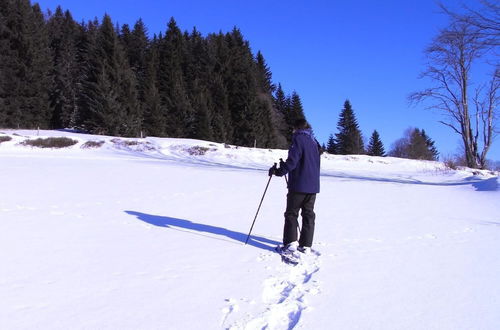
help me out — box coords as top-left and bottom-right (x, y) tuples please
(438, 120), (462, 135)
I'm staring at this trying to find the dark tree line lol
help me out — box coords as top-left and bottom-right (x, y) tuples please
(0, 0), (308, 148)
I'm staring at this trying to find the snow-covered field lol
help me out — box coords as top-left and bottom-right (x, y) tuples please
(1, 129), (499, 330)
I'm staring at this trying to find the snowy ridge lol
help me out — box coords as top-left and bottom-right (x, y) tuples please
(1, 129), (496, 179)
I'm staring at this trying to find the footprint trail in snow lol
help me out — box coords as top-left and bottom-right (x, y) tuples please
(226, 249), (322, 330)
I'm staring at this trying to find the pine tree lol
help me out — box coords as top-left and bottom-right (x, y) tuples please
(80, 14), (140, 136)
(119, 24), (132, 55)
(289, 91), (306, 127)
(122, 19), (150, 136)
(367, 130), (386, 156)
(224, 27), (258, 146)
(47, 7), (80, 128)
(408, 129), (432, 160)
(421, 129), (439, 161)
(253, 51), (286, 148)
(335, 100), (365, 154)
(0, 2), (17, 127)
(273, 83), (290, 145)
(157, 17), (194, 137)
(255, 51), (275, 94)
(250, 97), (274, 147)
(142, 35), (165, 136)
(206, 32), (231, 143)
(184, 27), (213, 141)
(389, 128), (439, 161)
(121, 19), (149, 97)
(73, 18), (99, 130)
(0, 0), (53, 128)
(326, 134), (337, 154)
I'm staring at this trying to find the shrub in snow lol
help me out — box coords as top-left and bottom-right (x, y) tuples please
(21, 137), (78, 148)
(111, 138), (156, 151)
(81, 140), (105, 149)
(187, 146), (213, 156)
(111, 138), (137, 145)
(0, 136), (12, 144)
(123, 140), (140, 146)
(442, 155), (458, 170)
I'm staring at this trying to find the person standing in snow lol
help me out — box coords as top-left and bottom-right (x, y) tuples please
(269, 119), (322, 253)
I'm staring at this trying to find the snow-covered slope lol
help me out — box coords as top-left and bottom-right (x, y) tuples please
(1, 129), (499, 330)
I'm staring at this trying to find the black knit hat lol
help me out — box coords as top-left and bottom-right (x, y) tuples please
(293, 119), (310, 130)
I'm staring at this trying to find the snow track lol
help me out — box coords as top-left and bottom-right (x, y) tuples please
(226, 250), (321, 330)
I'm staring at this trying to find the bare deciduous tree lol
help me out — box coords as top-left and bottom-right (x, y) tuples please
(441, 0), (499, 47)
(410, 9), (499, 169)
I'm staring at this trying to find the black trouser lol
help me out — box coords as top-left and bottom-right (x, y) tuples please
(283, 192), (316, 247)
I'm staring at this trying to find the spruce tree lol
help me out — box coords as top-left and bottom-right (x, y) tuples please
(0, 3), (16, 127)
(224, 27), (258, 146)
(274, 84), (291, 145)
(121, 19), (149, 97)
(254, 51), (285, 148)
(206, 32), (231, 143)
(335, 100), (365, 154)
(73, 18), (99, 130)
(80, 14), (140, 136)
(389, 128), (439, 161)
(157, 18), (193, 137)
(421, 130), (439, 161)
(367, 130), (386, 156)
(209, 74), (231, 142)
(250, 97), (274, 147)
(408, 129), (432, 160)
(119, 24), (132, 54)
(47, 7), (80, 128)
(142, 36), (165, 136)
(184, 27), (213, 141)
(276, 89), (308, 144)
(255, 51), (275, 94)
(0, 0), (52, 128)
(123, 19), (150, 136)
(326, 134), (337, 154)
(289, 92), (306, 128)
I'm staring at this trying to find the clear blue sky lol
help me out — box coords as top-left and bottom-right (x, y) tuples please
(35, 0), (499, 161)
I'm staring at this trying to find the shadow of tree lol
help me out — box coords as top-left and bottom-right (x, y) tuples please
(471, 177), (498, 191)
(125, 210), (279, 251)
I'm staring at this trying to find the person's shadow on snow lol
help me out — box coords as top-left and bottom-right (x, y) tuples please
(125, 210), (279, 252)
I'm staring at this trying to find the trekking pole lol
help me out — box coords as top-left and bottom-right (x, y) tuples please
(245, 164), (275, 245)
(280, 158), (301, 234)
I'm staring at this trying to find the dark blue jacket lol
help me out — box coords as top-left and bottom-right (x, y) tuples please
(280, 129), (321, 193)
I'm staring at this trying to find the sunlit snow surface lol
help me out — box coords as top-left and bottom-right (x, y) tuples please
(1, 130), (499, 330)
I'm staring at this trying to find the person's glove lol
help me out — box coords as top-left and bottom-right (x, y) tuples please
(274, 166), (285, 177)
(279, 158), (286, 168)
(268, 163), (277, 177)
(274, 159), (287, 177)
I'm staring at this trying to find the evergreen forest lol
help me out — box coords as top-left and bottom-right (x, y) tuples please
(1, 0), (446, 162)
(0, 0), (308, 148)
